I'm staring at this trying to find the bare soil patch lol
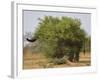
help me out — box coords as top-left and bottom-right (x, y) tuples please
(23, 48), (91, 69)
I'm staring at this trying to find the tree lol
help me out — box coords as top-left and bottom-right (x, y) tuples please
(34, 16), (86, 62)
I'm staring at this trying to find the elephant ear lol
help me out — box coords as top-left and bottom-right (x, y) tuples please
(26, 38), (37, 42)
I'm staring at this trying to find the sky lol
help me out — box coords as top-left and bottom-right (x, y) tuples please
(23, 10), (91, 36)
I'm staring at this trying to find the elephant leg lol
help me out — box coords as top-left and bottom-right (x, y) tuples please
(68, 52), (74, 62)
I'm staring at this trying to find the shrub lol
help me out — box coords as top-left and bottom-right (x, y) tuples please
(53, 58), (66, 65)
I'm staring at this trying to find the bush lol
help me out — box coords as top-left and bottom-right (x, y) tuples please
(51, 57), (67, 65)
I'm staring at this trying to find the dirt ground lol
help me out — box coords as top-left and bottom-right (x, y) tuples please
(23, 48), (91, 69)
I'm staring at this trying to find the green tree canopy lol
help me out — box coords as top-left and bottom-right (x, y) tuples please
(34, 16), (86, 61)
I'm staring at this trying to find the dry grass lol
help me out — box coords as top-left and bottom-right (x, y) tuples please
(23, 48), (91, 69)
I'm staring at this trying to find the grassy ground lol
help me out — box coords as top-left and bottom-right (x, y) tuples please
(23, 48), (91, 69)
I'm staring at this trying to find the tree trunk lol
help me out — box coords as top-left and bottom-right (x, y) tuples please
(74, 52), (80, 62)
